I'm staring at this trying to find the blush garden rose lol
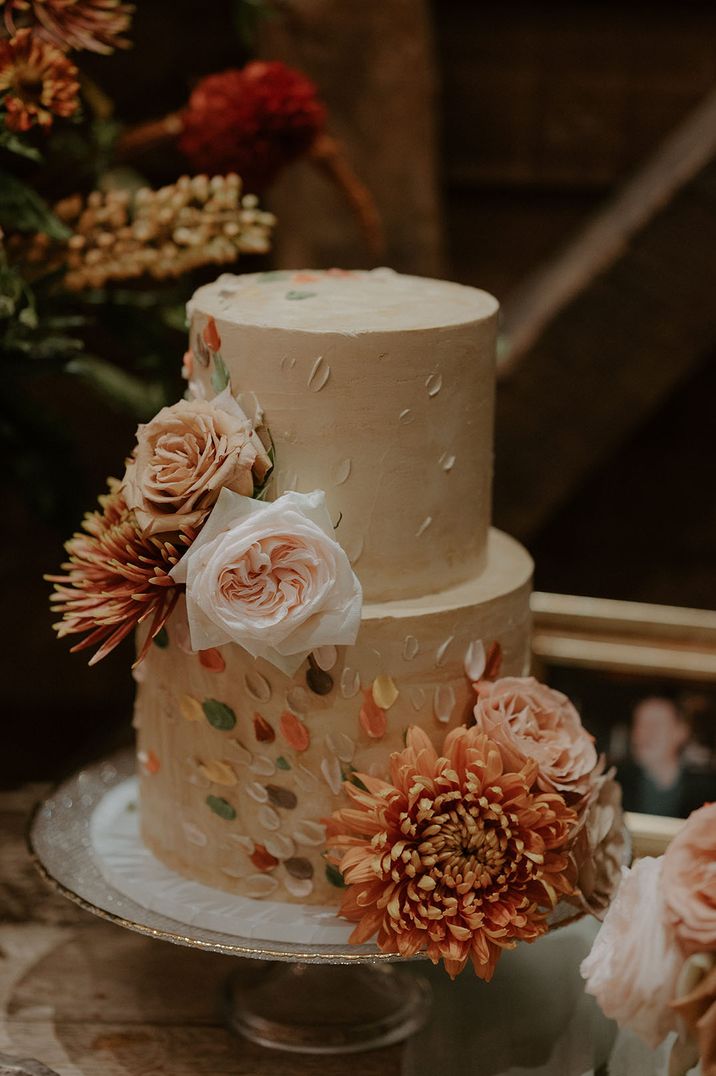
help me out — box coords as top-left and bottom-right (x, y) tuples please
(123, 388), (271, 536)
(473, 676), (598, 800)
(170, 488), (362, 673)
(581, 856), (685, 1048)
(662, 803), (716, 957)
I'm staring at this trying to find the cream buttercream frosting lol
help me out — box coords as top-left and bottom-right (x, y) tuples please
(187, 268), (499, 602)
(136, 268), (534, 908)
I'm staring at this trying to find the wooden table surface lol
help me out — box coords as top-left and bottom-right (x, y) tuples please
(0, 786), (403, 1075)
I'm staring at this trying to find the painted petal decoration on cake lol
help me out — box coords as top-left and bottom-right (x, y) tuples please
(206, 795), (237, 821)
(171, 488), (363, 674)
(326, 725), (577, 980)
(250, 844), (279, 872)
(122, 388), (272, 537)
(280, 711), (310, 752)
(203, 316), (221, 352)
(253, 713), (275, 743)
(199, 648), (226, 672)
(201, 698), (237, 731)
(359, 691), (387, 740)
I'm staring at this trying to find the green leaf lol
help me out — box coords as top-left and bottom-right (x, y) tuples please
(65, 355), (166, 419)
(233, 0), (275, 50)
(0, 169), (70, 239)
(153, 627), (169, 649)
(275, 755), (291, 771)
(202, 698), (237, 732)
(324, 863), (346, 889)
(206, 795), (237, 821)
(0, 130), (42, 163)
(285, 290), (316, 300)
(210, 352), (230, 392)
(160, 303), (188, 332)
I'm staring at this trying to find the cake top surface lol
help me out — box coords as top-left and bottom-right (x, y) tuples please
(189, 267), (498, 334)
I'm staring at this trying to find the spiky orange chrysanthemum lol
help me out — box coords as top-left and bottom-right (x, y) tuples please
(46, 479), (193, 666)
(0, 27), (78, 131)
(2, 1), (133, 55)
(326, 726), (577, 980)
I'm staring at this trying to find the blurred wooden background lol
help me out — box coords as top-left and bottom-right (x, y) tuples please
(5, 0), (716, 782)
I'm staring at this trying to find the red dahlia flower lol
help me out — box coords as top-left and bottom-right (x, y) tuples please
(179, 61), (327, 191)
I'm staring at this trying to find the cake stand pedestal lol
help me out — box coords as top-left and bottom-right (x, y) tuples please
(27, 750), (431, 1055)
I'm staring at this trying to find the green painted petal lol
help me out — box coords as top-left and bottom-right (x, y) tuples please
(206, 795), (236, 821)
(202, 698), (237, 731)
(210, 353), (230, 392)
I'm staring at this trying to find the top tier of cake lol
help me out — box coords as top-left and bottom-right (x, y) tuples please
(188, 268), (498, 602)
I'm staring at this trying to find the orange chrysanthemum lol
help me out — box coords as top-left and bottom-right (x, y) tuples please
(47, 479), (193, 666)
(0, 27), (78, 131)
(326, 726), (577, 980)
(1, 1), (133, 55)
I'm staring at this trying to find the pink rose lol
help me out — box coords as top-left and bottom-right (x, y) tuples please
(581, 856), (685, 1047)
(570, 768), (627, 919)
(473, 677), (598, 798)
(663, 803), (716, 956)
(171, 488), (362, 674)
(123, 388), (271, 536)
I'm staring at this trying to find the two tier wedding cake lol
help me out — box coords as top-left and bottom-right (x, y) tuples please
(50, 268), (623, 979)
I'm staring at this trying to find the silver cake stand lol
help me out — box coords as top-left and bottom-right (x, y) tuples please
(28, 749), (431, 1055)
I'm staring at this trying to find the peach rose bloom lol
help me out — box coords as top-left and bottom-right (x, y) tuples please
(171, 488), (362, 674)
(663, 802), (716, 956)
(570, 768), (626, 919)
(581, 856), (685, 1047)
(474, 677), (598, 798)
(123, 388), (270, 536)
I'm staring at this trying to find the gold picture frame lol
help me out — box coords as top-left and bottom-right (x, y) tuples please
(531, 592), (716, 856)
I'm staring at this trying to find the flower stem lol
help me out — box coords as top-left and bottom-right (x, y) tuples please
(115, 112), (184, 159)
(309, 132), (386, 260)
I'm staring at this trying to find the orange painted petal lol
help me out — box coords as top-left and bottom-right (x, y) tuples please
(250, 844), (279, 872)
(280, 711), (310, 752)
(199, 648), (225, 672)
(359, 692), (387, 739)
(203, 315), (221, 351)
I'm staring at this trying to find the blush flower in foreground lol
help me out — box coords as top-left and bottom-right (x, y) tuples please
(0, 27), (78, 131)
(47, 480), (192, 666)
(581, 856), (685, 1048)
(663, 802), (716, 956)
(474, 677), (598, 800)
(171, 488), (362, 674)
(326, 726), (576, 980)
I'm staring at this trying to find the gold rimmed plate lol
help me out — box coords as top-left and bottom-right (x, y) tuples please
(27, 749), (397, 964)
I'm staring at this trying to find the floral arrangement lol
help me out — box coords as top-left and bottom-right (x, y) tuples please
(326, 677), (626, 980)
(48, 314), (363, 670)
(581, 802), (716, 1074)
(1, 2), (380, 526)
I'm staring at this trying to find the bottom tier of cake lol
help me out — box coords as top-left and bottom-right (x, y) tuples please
(135, 528), (533, 905)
